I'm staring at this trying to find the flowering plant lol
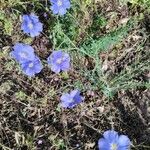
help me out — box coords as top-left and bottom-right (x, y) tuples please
(98, 130), (131, 150)
(50, 0), (71, 15)
(21, 13), (43, 37)
(60, 89), (83, 108)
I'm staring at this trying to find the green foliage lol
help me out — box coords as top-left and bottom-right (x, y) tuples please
(83, 0), (93, 5)
(59, 16), (79, 41)
(22, 37), (33, 45)
(111, 58), (150, 90)
(119, 0), (129, 5)
(52, 17), (139, 99)
(0, 81), (13, 94)
(80, 26), (129, 57)
(101, 85), (115, 99)
(130, 0), (150, 8)
(0, 11), (13, 35)
(0, 0), (22, 7)
(15, 91), (27, 100)
(89, 15), (107, 34)
(4, 18), (13, 36)
(52, 16), (79, 49)
(0, 0), (150, 148)
(49, 135), (66, 149)
(24, 134), (35, 149)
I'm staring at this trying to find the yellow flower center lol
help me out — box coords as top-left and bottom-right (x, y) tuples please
(28, 23), (33, 29)
(57, 0), (62, 6)
(29, 62), (34, 68)
(111, 143), (118, 150)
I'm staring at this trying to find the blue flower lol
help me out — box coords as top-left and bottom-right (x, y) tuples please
(47, 50), (70, 73)
(21, 13), (43, 37)
(11, 43), (43, 77)
(50, 0), (71, 15)
(11, 43), (35, 63)
(21, 56), (43, 77)
(98, 130), (131, 150)
(60, 89), (83, 108)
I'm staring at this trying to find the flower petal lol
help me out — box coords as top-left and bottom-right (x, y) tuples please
(21, 14), (43, 37)
(50, 0), (70, 15)
(118, 135), (131, 149)
(103, 130), (119, 143)
(60, 93), (72, 108)
(33, 57), (43, 73)
(98, 138), (109, 150)
(60, 60), (70, 71)
(21, 56), (42, 77)
(70, 89), (82, 103)
(11, 43), (35, 63)
(51, 5), (59, 14)
(59, 7), (67, 15)
(21, 63), (35, 77)
(52, 50), (63, 60)
(51, 64), (61, 73)
(64, 0), (71, 8)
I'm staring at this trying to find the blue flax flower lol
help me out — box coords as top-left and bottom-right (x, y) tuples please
(11, 43), (35, 63)
(98, 130), (131, 150)
(47, 50), (70, 73)
(21, 56), (43, 77)
(21, 13), (43, 37)
(50, 0), (71, 15)
(11, 43), (43, 77)
(60, 89), (83, 108)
